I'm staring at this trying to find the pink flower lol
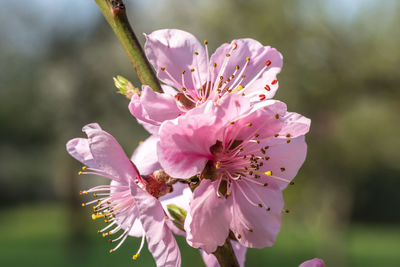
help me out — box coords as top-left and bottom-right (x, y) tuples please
(66, 123), (181, 266)
(299, 258), (325, 267)
(157, 94), (310, 253)
(129, 29), (283, 134)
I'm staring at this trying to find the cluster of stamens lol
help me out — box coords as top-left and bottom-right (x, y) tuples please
(160, 40), (278, 110)
(206, 116), (294, 239)
(78, 166), (144, 261)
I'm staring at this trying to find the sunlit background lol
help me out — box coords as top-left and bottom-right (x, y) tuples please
(1, 0), (399, 266)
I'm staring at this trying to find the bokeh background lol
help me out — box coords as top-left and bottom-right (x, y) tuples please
(1, 0), (399, 266)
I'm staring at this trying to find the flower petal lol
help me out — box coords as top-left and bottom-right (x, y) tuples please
(185, 180), (232, 253)
(129, 85), (181, 134)
(210, 38), (283, 99)
(230, 180), (283, 248)
(280, 112), (311, 138)
(66, 137), (96, 168)
(131, 135), (161, 175)
(82, 123), (139, 183)
(145, 29), (207, 90)
(258, 136), (308, 190)
(130, 180), (181, 267)
(157, 101), (220, 178)
(299, 258), (325, 267)
(200, 241), (247, 267)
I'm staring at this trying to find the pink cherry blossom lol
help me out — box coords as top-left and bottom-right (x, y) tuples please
(157, 94), (310, 253)
(129, 29), (283, 134)
(66, 123), (181, 266)
(299, 258), (325, 267)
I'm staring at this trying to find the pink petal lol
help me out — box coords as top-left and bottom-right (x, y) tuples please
(185, 180), (232, 253)
(200, 241), (247, 267)
(131, 135), (161, 175)
(129, 85), (181, 134)
(229, 180), (283, 248)
(280, 112), (311, 138)
(210, 38), (283, 99)
(157, 101), (219, 178)
(299, 258), (325, 267)
(66, 137), (96, 168)
(82, 123), (139, 183)
(145, 29), (208, 90)
(130, 180), (181, 267)
(258, 136), (307, 190)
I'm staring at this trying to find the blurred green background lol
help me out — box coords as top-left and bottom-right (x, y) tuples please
(1, 0), (399, 266)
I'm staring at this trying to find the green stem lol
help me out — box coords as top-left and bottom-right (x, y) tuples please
(213, 238), (240, 267)
(94, 0), (162, 92)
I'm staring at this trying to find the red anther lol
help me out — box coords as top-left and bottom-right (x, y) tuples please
(265, 60), (271, 66)
(232, 43), (238, 50)
(259, 94), (266, 100)
(174, 94), (182, 100)
(264, 85), (271, 91)
(177, 114), (182, 117)
(271, 79), (278, 85)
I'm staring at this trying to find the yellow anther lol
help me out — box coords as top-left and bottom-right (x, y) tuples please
(226, 53), (230, 57)
(235, 65), (240, 70)
(265, 171), (272, 176)
(213, 63), (217, 68)
(286, 134), (291, 138)
(102, 233), (107, 237)
(227, 192), (231, 196)
(191, 68), (195, 72)
(246, 57), (250, 62)
(93, 193), (97, 197)
(247, 123), (252, 127)
(218, 195), (222, 198)
(216, 161), (221, 168)
(198, 97), (202, 101)
(204, 40), (208, 45)
(132, 253), (140, 260)
(181, 70), (186, 74)
(81, 203), (86, 207)
(78, 171), (82, 175)
(232, 85), (244, 93)
(108, 231), (112, 236)
(82, 166), (87, 170)
(92, 213), (105, 220)
(161, 67), (165, 71)
(109, 249), (114, 254)
(182, 87), (187, 91)
(138, 140), (143, 145)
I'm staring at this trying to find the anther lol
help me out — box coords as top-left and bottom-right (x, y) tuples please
(263, 183), (268, 187)
(230, 121), (235, 125)
(286, 134), (291, 138)
(255, 133), (259, 138)
(284, 209), (290, 213)
(194, 51), (199, 55)
(161, 67), (165, 71)
(82, 166), (87, 170)
(204, 40), (208, 45)
(237, 234), (242, 239)
(290, 181), (295, 185)
(132, 253), (140, 261)
(246, 57), (250, 62)
(265, 60), (271, 66)
(182, 87), (187, 91)
(271, 79), (278, 85)
(248, 228), (253, 232)
(78, 171), (82, 175)
(213, 63), (217, 68)
(181, 70), (186, 74)
(191, 68), (195, 72)
(267, 207), (271, 211)
(232, 43), (237, 50)
(235, 65), (240, 70)
(286, 140), (291, 144)
(81, 203), (86, 207)
(109, 249), (114, 254)
(226, 53), (231, 57)
(280, 167), (286, 172)
(247, 123), (252, 127)
(216, 161), (221, 168)
(258, 204), (263, 208)
(265, 156), (270, 160)
(275, 114), (280, 119)
(265, 171), (272, 176)
(264, 85), (271, 91)
(274, 133), (279, 137)
(259, 94), (266, 100)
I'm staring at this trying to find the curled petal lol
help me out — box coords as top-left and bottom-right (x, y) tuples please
(185, 180), (232, 253)
(130, 180), (181, 267)
(131, 135), (161, 175)
(299, 258), (325, 267)
(145, 29), (208, 90)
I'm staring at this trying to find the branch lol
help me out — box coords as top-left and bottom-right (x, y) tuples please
(94, 0), (162, 92)
(213, 238), (240, 267)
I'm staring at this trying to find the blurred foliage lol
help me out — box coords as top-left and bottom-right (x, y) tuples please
(0, 0), (399, 266)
